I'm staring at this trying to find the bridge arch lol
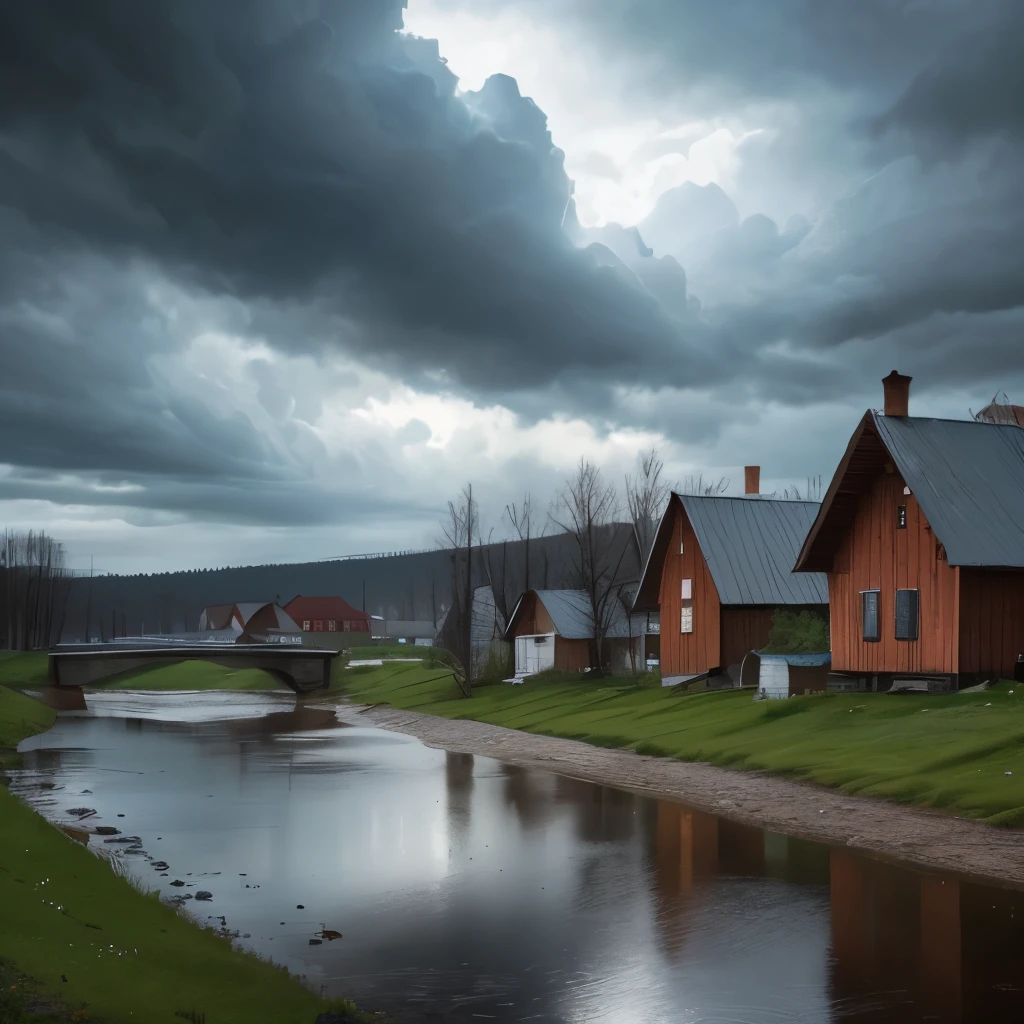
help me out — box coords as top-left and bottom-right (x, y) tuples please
(48, 643), (338, 693)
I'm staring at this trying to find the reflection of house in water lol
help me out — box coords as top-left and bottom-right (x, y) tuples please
(829, 850), (961, 1022)
(555, 776), (638, 844)
(500, 763), (559, 832)
(652, 802), (832, 961)
(444, 752), (474, 849)
(829, 850), (1024, 1022)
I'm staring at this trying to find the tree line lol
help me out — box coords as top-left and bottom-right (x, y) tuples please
(0, 530), (74, 651)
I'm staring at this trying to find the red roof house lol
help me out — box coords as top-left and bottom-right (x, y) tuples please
(284, 596), (370, 634)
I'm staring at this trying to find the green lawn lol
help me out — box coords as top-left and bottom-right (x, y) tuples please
(99, 661), (281, 691)
(0, 684), (356, 1024)
(0, 650), (49, 688)
(340, 661), (1024, 826)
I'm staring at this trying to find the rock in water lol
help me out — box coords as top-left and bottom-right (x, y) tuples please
(194, 891), (213, 901)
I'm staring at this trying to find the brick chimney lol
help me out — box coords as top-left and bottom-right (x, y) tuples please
(882, 370), (912, 417)
(744, 465), (760, 495)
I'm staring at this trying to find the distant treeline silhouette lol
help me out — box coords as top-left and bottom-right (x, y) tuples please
(57, 525), (642, 642)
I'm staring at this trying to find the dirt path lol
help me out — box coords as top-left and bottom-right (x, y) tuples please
(344, 703), (1024, 890)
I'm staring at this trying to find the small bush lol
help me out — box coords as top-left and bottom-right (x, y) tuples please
(762, 609), (830, 654)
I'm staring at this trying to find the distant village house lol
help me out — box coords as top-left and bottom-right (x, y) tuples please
(284, 595), (370, 634)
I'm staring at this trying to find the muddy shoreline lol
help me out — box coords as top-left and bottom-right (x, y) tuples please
(344, 703), (1024, 891)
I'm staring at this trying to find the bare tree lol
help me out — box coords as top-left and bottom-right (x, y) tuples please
(506, 494), (533, 596)
(549, 459), (628, 673)
(439, 484), (478, 697)
(778, 475), (825, 501)
(679, 473), (730, 496)
(625, 448), (672, 564)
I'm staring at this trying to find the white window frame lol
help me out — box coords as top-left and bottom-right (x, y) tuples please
(680, 577), (694, 633)
(302, 620), (310, 631)
(328, 620), (336, 631)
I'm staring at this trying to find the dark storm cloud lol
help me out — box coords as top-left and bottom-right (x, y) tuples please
(0, 0), (689, 396)
(0, 464), (434, 528)
(3, 0), (1024, 548)
(870, 4), (1024, 155)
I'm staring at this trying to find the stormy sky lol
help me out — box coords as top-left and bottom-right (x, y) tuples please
(1, 0), (1021, 573)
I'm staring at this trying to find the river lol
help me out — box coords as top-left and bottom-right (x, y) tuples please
(10, 690), (1024, 1023)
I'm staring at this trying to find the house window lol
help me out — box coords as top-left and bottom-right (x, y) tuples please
(680, 578), (693, 633)
(895, 589), (919, 640)
(313, 620), (324, 632)
(897, 505), (907, 529)
(302, 620), (310, 631)
(343, 620), (351, 632)
(862, 591), (880, 643)
(328, 620), (336, 632)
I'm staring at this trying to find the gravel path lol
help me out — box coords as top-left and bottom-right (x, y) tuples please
(343, 703), (1024, 890)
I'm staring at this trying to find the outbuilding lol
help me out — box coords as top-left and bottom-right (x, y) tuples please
(504, 589), (645, 678)
(752, 652), (831, 700)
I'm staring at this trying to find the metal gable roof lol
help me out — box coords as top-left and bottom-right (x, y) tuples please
(678, 495), (829, 606)
(515, 589), (645, 640)
(871, 412), (1024, 567)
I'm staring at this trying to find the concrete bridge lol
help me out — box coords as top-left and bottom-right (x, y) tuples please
(48, 641), (339, 693)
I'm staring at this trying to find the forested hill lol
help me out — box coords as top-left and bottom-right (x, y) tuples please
(59, 524), (641, 640)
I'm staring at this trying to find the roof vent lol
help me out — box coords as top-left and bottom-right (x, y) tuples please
(744, 465), (760, 495)
(882, 370), (912, 417)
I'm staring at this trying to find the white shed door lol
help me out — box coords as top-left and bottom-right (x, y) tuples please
(516, 634), (555, 675)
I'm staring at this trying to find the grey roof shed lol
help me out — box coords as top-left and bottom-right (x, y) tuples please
(506, 589), (645, 640)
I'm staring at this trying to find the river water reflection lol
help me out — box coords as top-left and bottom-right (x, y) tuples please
(12, 691), (1024, 1023)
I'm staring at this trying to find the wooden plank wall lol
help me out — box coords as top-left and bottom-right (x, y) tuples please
(658, 500), (721, 675)
(555, 637), (592, 672)
(720, 608), (776, 670)
(958, 569), (1024, 678)
(829, 470), (958, 674)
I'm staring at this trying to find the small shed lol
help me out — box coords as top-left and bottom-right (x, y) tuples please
(755, 652), (831, 699)
(504, 589), (645, 677)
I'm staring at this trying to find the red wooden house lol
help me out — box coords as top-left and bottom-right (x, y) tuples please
(284, 595), (370, 634)
(794, 372), (1024, 690)
(633, 471), (829, 685)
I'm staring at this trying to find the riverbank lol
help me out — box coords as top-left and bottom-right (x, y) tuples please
(350, 701), (1024, 889)
(0, 686), (352, 1024)
(337, 660), (1024, 877)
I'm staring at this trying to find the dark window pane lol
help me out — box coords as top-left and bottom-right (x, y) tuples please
(862, 591), (880, 643)
(895, 589), (919, 640)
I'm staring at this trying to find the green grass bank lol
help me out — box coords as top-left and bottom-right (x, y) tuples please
(0, 681), (356, 1023)
(0, 651), (282, 693)
(340, 658), (1024, 826)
